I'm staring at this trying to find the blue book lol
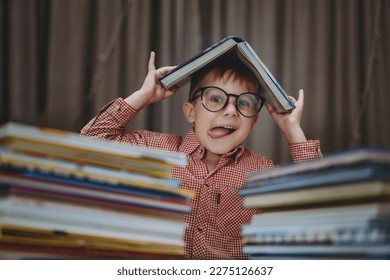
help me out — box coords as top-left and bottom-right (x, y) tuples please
(20, 170), (188, 201)
(240, 163), (390, 196)
(246, 147), (390, 183)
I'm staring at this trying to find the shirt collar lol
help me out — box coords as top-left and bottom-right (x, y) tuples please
(179, 129), (245, 163)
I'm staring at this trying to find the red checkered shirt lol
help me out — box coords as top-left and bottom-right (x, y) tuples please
(81, 98), (323, 259)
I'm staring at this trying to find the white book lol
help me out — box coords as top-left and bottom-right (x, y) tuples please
(0, 196), (185, 246)
(159, 36), (295, 113)
(244, 244), (390, 256)
(249, 203), (390, 225)
(0, 216), (183, 246)
(247, 147), (390, 182)
(0, 122), (187, 175)
(0, 196), (186, 238)
(242, 220), (382, 237)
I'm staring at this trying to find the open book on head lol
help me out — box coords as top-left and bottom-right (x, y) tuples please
(159, 36), (295, 113)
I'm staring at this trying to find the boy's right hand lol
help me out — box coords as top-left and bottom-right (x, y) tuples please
(124, 51), (177, 111)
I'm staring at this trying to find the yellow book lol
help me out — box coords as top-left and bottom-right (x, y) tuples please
(0, 122), (187, 178)
(0, 224), (184, 255)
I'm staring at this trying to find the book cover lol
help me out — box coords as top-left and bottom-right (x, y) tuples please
(0, 172), (192, 214)
(243, 180), (390, 210)
(246, 147), (390, 183)
(0, 148), (194, 198)
(240, 163), (390, 196)
(249, 202), (390, 225)
(0, 195), (187, 239)
(242, 218), (390, 243)
(243, 244), (390, 260)
(0, 241), (184, 259)
(242, 227), (390, 246)
(0, 225), (184, 257)
(0, 122), (187, 177)
(1, 192), (185, 225)
(159, 36), (295, 113)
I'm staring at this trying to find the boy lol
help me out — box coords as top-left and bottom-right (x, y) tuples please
(81, 51), (322, 259)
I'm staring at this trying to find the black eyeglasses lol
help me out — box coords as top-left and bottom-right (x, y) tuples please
(190, 86), (265, 117)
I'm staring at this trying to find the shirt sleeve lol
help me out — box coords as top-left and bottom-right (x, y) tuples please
(80, 98), (182, 150)
(289, 140), (323, 163)
(80, 98), (147, 143)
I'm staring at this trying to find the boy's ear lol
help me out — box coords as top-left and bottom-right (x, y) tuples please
(183, 102), (195, 123)
(253, 115), (259, 125)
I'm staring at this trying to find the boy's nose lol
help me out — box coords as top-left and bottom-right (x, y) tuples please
(223, 96), (239, 117)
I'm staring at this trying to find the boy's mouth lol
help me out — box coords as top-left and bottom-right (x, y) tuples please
(208, 125), (237, 139)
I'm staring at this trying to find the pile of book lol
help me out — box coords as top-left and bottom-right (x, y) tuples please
(0, 122), (193, 259)
(239, 148), (390, 259)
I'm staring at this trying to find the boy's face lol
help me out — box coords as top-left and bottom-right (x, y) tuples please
(183, 71), (259, 156)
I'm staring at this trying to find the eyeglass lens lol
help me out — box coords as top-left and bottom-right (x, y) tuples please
(201, 87), (262, 117)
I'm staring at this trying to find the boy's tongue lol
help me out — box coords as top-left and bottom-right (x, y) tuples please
(208, 127), (232, 139)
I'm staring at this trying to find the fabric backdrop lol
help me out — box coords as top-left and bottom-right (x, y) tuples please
(1, 0), (389, 164)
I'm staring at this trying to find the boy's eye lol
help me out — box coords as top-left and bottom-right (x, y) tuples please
(209, 95), (224, 103)
(238, 94), (259, 109)
(237, 99), (250, 108)
(204, 89), (226, 103)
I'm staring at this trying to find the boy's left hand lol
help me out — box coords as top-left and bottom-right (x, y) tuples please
(266, 89), (307, 144)
(125, 52), (177, 111)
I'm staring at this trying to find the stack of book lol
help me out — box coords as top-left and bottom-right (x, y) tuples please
(0, 122), (193, 259)
(239, 148), (390, 259)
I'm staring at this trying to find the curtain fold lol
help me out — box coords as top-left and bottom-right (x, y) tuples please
(1, 0), (389, 164)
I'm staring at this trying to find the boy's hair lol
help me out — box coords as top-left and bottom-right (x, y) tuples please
(189, 53), (262, 102)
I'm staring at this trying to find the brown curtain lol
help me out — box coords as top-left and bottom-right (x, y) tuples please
(1, 0), (389, 164)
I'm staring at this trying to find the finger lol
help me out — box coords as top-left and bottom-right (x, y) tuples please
(289, 96), (297, 103)
(165, 88), (178, 98)
(156, 86), (177, 100)
(157, 66), (176, 75)
(148, 51), (156, 71)
(266, 103), (277, 116)
(156, 66), (177, 80)
(296, 89), (304, 106)
(158, 65), (177, 72)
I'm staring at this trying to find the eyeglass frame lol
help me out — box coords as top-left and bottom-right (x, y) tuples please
(189, 86), (266, 118)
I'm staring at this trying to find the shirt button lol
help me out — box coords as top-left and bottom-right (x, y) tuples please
(203, 184), (209, 189)
(197, 225), (204, 232)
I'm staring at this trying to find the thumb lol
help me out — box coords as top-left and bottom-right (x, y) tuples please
(148, 51), (156, 72)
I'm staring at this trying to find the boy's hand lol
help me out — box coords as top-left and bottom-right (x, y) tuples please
(125, 52), (177, 111)
(266, 89), (307, 144)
